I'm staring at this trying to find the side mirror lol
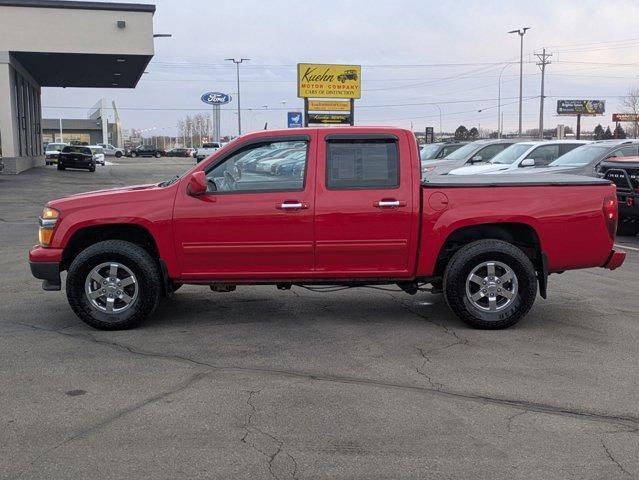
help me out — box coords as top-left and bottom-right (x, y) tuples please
(470, 155), (483, 163)
(520, 158), (535, 167)
(188, 171), (207, 196)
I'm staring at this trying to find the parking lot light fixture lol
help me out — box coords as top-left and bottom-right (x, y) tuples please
(225, 58), (250, 136)
(508, 27), (531, 137)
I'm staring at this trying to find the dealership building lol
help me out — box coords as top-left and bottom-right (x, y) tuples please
(0, 0), (155, 173)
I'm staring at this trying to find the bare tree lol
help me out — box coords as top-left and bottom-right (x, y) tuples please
(176, 114), (212, 147)
(620, 87), (639, 138)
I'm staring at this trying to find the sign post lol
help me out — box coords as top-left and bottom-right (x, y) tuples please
(200, 92), (232, 142)
(297, 63), (361, 127)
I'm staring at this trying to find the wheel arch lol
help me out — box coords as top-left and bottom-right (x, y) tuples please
(61, 223), (160, 271)
(434, 222), (546, 297)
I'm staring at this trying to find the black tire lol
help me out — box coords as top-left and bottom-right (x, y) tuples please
(89, 166), (96, 172)
(154, 152), (161, 158)
(617, 219), (639, 236)
(57, 164), (65, 171)
(443, 239), (537, 329)
(115, 151), (122, 158)
(131, 152), (138, 158)
(66, 240), (162, 330)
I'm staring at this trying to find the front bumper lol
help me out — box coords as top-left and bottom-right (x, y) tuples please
(603, 250), (626, 271)
(29, 246), (63, 290)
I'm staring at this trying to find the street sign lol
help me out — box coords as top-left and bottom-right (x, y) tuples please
(612, 113), (639, 122)
(307, 113), (352, 125)
(297, 63), (361, 99)
(200, 92), (232, 105)
(308, 100), (351, 112)
(556, 100), (605, 116)
(287, 112), (303, 128)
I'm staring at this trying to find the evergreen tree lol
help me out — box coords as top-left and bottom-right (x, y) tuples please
(603, 126), (613, 139)
(593, 124), (605, 140)
(454, 125), (469, 140)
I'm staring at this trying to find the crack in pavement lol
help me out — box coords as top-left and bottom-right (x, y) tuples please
(601, 440), (633, 478)
(415, 347), (443, 391)
(241, 390), (298, 480)
(17, 371), (209, 479)
(505, 411), (528, 434)
(14, 322), (639, 433)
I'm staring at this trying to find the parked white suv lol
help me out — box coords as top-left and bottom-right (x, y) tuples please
(448, 140), (591, 175)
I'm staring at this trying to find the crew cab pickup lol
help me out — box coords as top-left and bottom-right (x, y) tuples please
(29, 127), (625, 330)
(195, 142), (222, 163)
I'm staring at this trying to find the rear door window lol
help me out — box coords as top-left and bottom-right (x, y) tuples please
(326, 139), (399, 189)
(476, 144), (506, 161)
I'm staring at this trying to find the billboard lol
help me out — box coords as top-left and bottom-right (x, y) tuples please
(287, 112), (303, 128)
(612, 113), (639, 122)
(556, 100), (605, 116)
(307, 113), (352, 125)
(297, 63), (361, 99)
(308, 100), (351, 111)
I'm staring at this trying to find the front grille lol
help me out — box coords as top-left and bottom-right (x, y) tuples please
(602, 167), (639, 192)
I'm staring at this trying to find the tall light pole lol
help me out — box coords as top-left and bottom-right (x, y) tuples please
(430, 103), (442, 140)
(225, 58), (250, 136)
(508, 27), (530, 137)
(497, 63), (511, 138)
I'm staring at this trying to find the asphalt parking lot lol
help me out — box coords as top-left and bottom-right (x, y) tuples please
(1, 158), (638, 479)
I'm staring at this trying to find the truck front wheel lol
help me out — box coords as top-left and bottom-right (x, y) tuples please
(66, 240), (162, 330)
(443, 239), (537, 329)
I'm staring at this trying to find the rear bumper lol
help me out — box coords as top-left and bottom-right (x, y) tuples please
(29, 246), (63, 290)
(603, 250), (626, 270)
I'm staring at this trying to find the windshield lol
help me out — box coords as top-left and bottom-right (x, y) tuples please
(63, 146), (91, 155)
(549, 145), (608, 167)
(90, 147), (103, 154)
(442, 143), (478, 160)
(47, 144), (65, 151)
(420, 144), (442, 160)
(489, 144), (531, 165)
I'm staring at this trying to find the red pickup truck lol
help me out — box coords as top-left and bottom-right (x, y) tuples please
(29, 127), (625, 330)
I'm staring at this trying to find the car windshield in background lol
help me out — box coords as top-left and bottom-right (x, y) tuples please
(90, 148), (104, 154)
(548, 145), (608, 167)
(62, 146), (91, 155)
(47, 144), (65, 151)
(489, 144), (531, 164)
(202, 143), (219, 149)
(442, 143), (477, 160)
(420, 144), (441, 160)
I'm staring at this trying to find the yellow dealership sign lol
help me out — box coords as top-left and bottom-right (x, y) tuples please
(308, 100), (351, 111)
(297, 63), (361, 99)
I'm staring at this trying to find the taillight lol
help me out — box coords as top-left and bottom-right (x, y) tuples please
(603, 195), (618, 240)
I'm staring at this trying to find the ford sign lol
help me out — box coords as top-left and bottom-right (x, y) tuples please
(201, 92), (232, 105)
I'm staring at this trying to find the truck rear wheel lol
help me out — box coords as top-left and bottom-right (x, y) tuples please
(443, 239), (537, 329)
(66, 240), (162, 330)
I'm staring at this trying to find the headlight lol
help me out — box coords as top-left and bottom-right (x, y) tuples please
(38, 207), (59, 247)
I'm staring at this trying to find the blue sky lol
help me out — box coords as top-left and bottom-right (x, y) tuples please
(42, 0), (639, 137)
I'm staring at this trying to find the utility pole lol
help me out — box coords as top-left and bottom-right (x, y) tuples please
(535, 48), (552, 140)
(225, 58), (250, 136)
(509, 27), (530, 137)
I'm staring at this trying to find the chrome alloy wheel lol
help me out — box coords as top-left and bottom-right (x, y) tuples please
(84, 262), (138, 314)
(465, 261), (518, 312)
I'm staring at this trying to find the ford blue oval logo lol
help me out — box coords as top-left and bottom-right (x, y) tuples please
(201, 92), (232, 105)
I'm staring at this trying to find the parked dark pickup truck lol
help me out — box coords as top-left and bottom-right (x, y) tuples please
(599, 156), (639, 236)
(57, 146), (95, 172)
(29, 127), (625, 331)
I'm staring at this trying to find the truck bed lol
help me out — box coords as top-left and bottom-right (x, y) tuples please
(422, 173), (611, 187)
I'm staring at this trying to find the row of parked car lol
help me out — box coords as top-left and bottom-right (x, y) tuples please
(421, 138), (639, 235)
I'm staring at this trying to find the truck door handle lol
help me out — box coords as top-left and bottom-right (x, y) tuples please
(277, 201), (309, 210)
(374, 199), (406, 208)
